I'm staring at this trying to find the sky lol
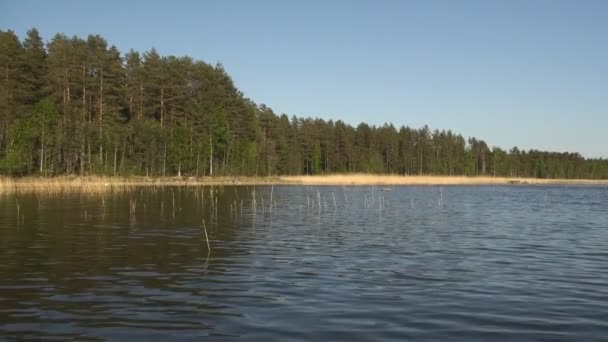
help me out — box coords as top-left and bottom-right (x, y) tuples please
(1, 0), (607, 158)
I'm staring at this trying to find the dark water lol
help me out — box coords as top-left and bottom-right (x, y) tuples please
(1, 185), (607, 341)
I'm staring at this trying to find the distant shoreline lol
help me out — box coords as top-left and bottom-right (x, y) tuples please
(278, 174), (608, 186)
(1, 174), (606, 193)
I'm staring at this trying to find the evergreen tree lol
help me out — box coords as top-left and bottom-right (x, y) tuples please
(1, 27), (607, 179)
(19, 28), (48, 107)
(0, 30), (23, 151)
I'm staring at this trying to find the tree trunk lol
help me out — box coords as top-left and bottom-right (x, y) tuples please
(3, 64), (10, 146)
(120, 139), (126, 174)
(87, 143), (92, 174)
(209, 135), (213, 176)
(80, 134), (85, 177)
(113, 144), (118, 175)
(39, 128), (44, 173)
(104, 149), (108, 174)
(139, 81), (143, 119)
(99, 67), (104, 164)
(129, 95), (133, 118)
(178, 151), (181, 177)
(163, 141), (167, 177)
(81, 64), (87, 177)
(160, 87), (164, 127)
(196, 147), (200, 177)
(62, 66), (67, 127)
(189, 125), (193, 173)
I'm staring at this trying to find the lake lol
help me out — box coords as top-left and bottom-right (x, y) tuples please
(1, 185), (607, 341)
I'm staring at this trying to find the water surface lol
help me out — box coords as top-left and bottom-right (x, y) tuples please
(1, 185), (607, 341)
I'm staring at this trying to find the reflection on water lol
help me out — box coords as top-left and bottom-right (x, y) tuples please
(1, 185), (607, 341)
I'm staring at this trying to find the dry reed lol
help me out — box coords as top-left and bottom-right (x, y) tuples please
(201, 219), (211, 254)
(0, 174), (606, 194)
(279, 174), (608, 186)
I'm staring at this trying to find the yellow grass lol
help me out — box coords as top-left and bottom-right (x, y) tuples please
(0, 176), (280, 194)
(0, 174), (606, 193)
(278, 174), (608, 186)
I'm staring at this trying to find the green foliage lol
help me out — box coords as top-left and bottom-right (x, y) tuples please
(1, 115), (37, 175)
(34, 98), (58, 123)
(1, 27), (607, 179)
(0, 147), (27, 175)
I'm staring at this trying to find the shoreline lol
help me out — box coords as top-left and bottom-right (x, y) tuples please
(278, 174), (608, 186)
(1, 174), (607, 193)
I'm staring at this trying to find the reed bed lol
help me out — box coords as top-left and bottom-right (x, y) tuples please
(1, 174), (606, 194)
(0, 176), (282, 194)
(279, 174), (608, 186)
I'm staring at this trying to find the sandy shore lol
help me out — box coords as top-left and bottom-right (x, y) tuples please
(1, 174), (606, 193)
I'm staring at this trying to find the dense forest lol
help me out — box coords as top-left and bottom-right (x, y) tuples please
(1, 29), (607, 179)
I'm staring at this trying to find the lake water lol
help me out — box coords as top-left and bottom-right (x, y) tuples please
(1, 185), (607, 341)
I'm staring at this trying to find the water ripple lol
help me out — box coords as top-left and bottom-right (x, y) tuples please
(1, 185), (607, 340)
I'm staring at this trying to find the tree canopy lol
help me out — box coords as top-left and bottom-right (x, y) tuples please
(1, 28), (606, 178)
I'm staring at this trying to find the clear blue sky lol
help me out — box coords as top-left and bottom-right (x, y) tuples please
(2, 0), (607, 158)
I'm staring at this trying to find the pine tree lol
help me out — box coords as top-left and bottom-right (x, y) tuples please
(1, 27), (607, 179)
(0, 30), (23, 151)
(18, 28), (48, 107)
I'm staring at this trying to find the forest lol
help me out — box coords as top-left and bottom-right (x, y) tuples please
(1, 28), (607, 179)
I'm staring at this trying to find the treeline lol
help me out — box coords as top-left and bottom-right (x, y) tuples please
(1, 29), (607, 178)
